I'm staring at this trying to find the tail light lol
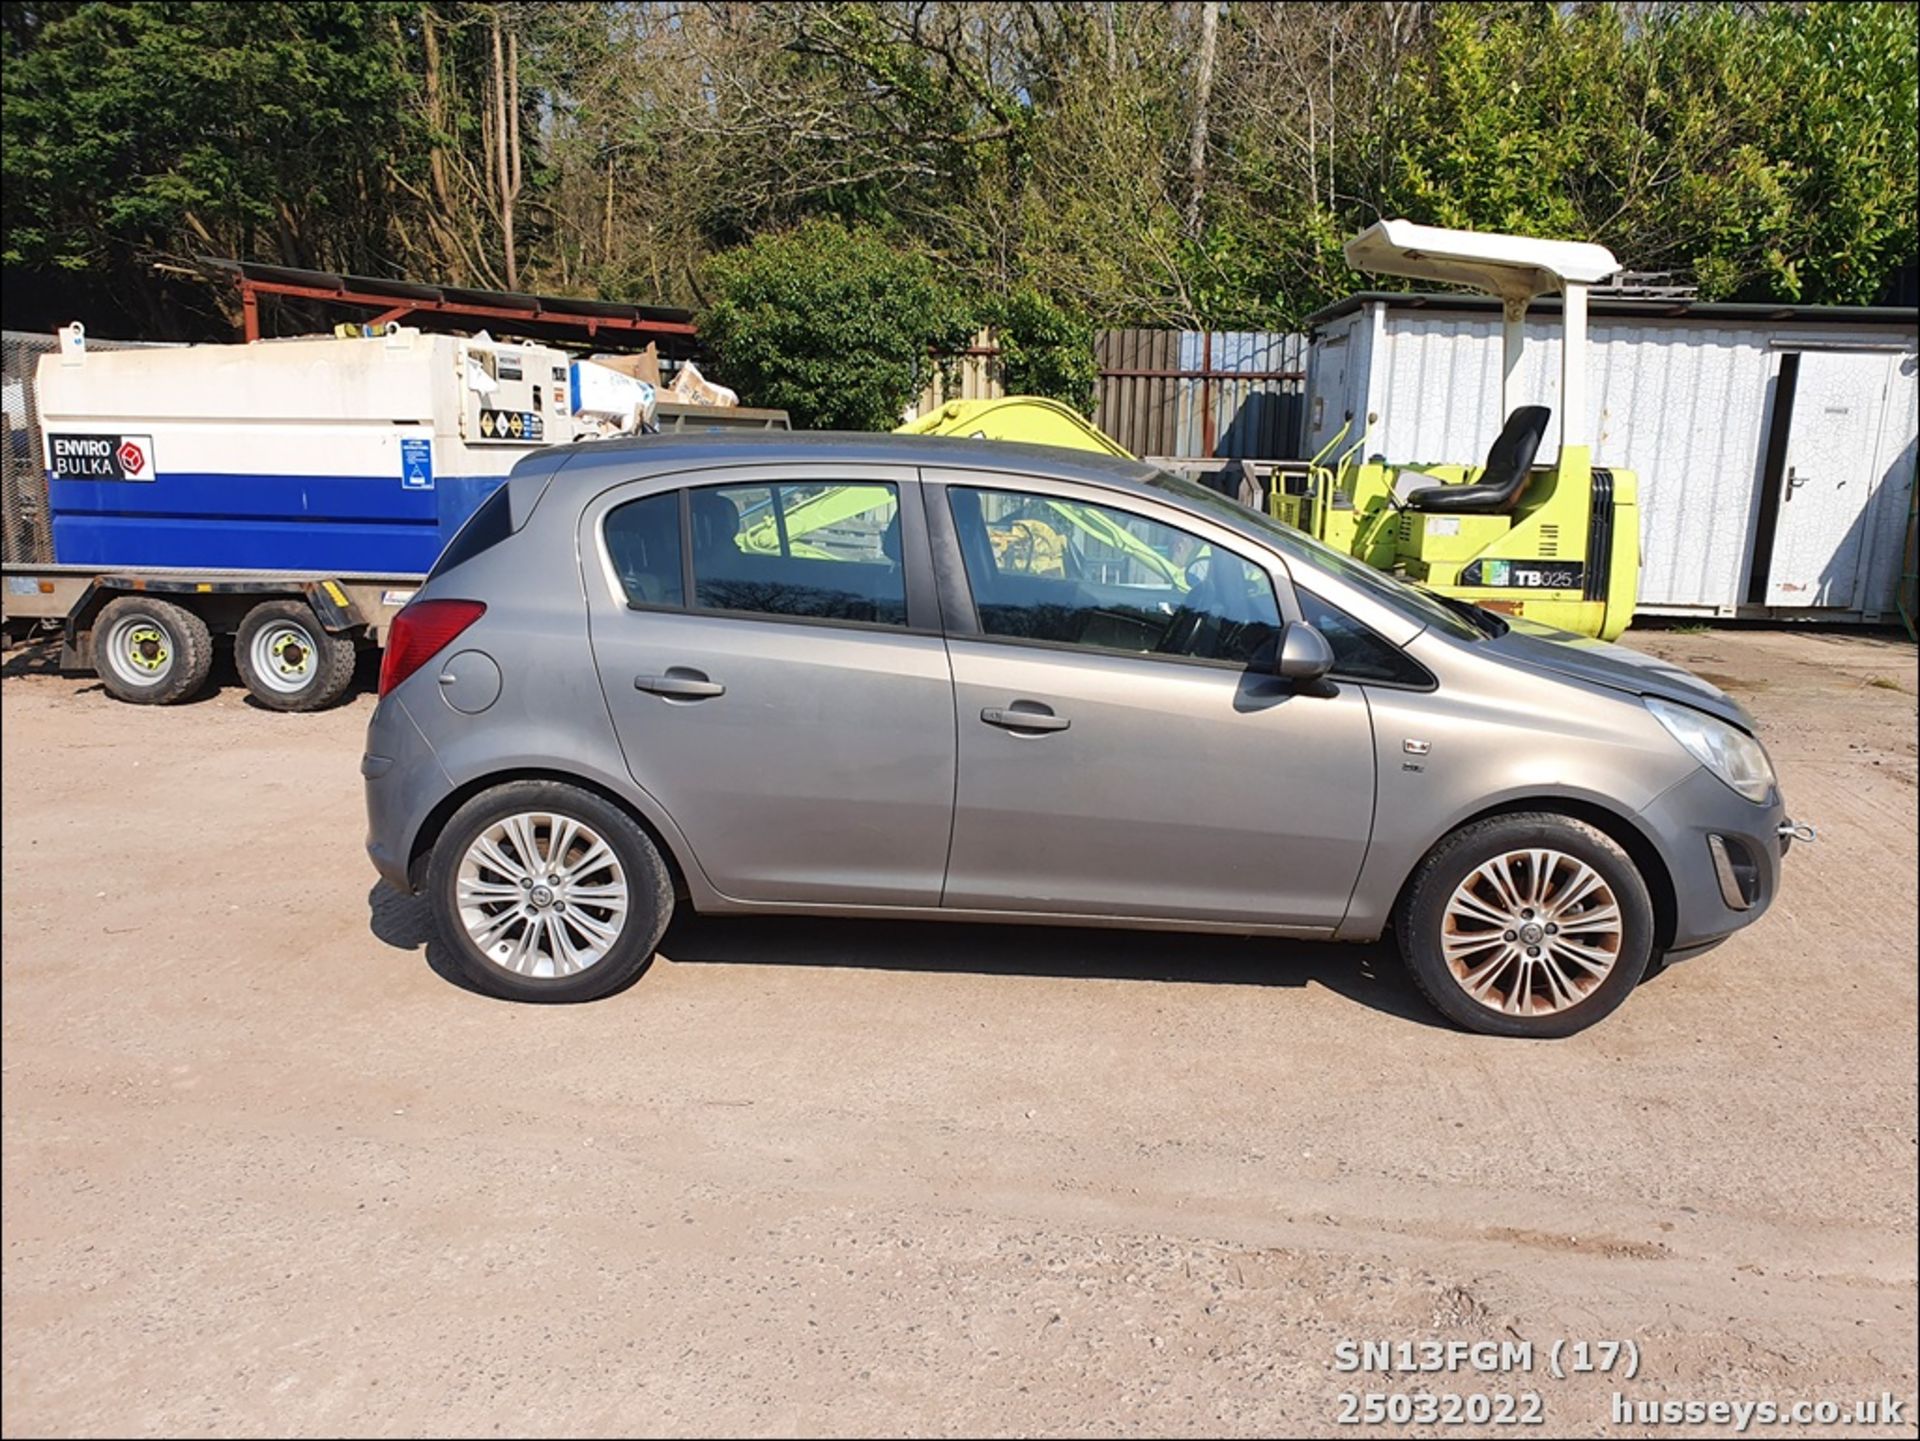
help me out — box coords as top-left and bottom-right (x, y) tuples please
(379, 599), (486, 696)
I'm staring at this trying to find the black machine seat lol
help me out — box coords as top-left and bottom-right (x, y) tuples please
(1402, 405), (1552, 514)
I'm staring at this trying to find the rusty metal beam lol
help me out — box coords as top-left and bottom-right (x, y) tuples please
(1201, 330), (1214, 457)
(225, 275), (697, 343)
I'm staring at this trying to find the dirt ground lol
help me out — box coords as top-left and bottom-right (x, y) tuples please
(3, 625), (1915, 1438)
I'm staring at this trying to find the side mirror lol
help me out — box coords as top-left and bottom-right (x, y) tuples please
(1276, 622), (1335, 683)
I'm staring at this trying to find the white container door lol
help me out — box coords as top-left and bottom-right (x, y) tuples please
(1306, 324), (1353, 457)
(1764, 350), (1896, 609)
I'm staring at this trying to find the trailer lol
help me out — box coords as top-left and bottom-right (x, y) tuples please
(1, 325), (786, 710)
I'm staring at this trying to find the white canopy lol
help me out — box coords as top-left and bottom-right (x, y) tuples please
(1345, 219), (1619, 302)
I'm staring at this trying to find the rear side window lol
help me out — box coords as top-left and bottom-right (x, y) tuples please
(1297, 588), (1433, 687)
(689, 482), (907, 626)
(426, 481), (513, 580)
(604, 492), (685, 607)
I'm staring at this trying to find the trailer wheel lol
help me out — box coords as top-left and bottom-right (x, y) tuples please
(93, 596), (213, 706)
(235, 599), (358, 712)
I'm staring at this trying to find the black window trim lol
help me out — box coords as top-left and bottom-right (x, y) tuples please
(596, 467), (1435, 688)
(1295, 585), (1439, 692)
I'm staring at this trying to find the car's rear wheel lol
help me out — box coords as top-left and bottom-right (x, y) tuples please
(1395, 813), (1654, 1038)
(428, 780), (673, 1002)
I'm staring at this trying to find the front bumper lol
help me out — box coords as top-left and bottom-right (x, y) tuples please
(1636, 766), (1792, 952)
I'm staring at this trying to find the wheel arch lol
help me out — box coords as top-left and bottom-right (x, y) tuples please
(405, 766), (696, 906)
(1387, 796), (1679, 952)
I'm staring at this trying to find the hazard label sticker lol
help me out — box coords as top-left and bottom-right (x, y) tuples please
(476, 408), (543, 442)
(400, 435), (434, 490)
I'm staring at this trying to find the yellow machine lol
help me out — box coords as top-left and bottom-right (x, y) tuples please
(897, 395), (1132, 456)
(901, 224), (1640, 641)
(1271, 221), (1638, 640)
(899, 397), (1182, 581)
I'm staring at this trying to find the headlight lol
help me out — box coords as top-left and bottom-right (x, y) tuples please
(1645, 697), (1776, 803)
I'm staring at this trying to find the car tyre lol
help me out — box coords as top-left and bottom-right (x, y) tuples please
(1395, 812), (1654, 1038)
(429, 779), (673, 1003)
(92, 595), (213, 705)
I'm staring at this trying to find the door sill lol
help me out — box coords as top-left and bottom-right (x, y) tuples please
(692, 897), (1337, 939)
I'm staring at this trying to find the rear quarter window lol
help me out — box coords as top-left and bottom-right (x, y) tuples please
(426, 482), (513, 580)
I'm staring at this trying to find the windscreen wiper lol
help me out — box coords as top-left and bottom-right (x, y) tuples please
(1425, 587), (1508, 637)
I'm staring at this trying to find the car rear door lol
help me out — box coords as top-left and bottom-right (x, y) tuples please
(925, 470), (1377, 929)
(580, 464), (956, 906)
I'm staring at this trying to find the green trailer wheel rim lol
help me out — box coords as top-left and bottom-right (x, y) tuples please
(102, 613), (176, 688)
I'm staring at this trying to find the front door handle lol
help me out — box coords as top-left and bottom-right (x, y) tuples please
(636, 670), (725, 699)
(1785, 466), (1809, 498)
(981, 704), (1069, 733)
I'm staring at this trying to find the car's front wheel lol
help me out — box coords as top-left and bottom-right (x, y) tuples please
(428, 780), (673, 1002)
(1395, 813), (1655, 1038)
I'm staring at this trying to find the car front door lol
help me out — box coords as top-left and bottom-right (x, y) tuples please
(928, 471), (1377, 929)
(582, 465), (955, 905)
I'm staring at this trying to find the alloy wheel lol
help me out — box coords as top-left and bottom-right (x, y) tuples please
(1440, 848), (1624, 1016)
(455, 812), (629, 978)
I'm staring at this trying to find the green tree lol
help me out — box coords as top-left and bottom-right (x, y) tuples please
(698, 220), (975, 430)
(987, 288), (1099, 413)
(1676, 0), (1917, 303)
(3, 1), (1913, 342)
(1370, 2), (1917, 304)
(2, 1), (422, 332)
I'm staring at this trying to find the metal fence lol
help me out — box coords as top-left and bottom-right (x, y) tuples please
(920, 327), (1307, 461)
(3, 330), (181, 565)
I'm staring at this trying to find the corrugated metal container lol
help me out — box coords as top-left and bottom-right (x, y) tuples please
(1305, 294), (1920, 620)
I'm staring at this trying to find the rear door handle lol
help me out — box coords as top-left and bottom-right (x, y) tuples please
(636, 671), (725, 699)
(981, 704), (1069, 733)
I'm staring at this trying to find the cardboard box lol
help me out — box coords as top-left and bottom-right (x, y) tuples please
(589, 343), (661, 388)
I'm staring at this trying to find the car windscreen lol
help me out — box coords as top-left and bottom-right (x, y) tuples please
(1145, 469), (1489, 642)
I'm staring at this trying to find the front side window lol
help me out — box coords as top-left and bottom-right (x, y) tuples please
(948, 485), (1280, 664)
(691, 482), (907, 626)
(1146, 468), (1491, 641)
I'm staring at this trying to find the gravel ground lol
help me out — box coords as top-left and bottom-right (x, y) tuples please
(2, 625), (1915, 1438)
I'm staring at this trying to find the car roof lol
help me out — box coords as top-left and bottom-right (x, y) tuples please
(546, 428), (1171, 497)
(510, 427), (1439, 648)
(522, 427), (1332, 567)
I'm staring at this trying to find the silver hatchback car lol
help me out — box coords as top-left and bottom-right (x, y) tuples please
(364, 432), (1801, 1037)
